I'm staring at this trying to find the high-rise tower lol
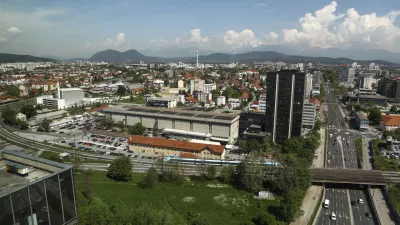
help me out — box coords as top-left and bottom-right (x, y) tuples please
(265, 70), (306, 143)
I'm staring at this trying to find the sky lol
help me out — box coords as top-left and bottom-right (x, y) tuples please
(0, 0), (400, 58)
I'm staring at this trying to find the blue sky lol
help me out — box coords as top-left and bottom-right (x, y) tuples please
(0, 0), (400, 57)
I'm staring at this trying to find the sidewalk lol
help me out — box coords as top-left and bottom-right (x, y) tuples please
(291, 186), (323, 225)
(362, 138), (372, 170)
(371, 188), (397, 225)
(313, 128), (325, 168)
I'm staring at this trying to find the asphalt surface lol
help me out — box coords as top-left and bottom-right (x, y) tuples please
(317, 85), (378, 225)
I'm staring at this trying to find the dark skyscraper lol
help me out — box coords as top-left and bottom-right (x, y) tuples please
(265, 70), (306, 143)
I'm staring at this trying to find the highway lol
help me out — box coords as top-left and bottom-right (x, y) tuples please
(317, 85), (378, 225)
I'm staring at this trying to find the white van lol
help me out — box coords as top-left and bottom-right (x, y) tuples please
(323, 199), (330, 208)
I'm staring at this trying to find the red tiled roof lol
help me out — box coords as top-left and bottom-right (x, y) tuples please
(381, 115), (400, 126)
(181, 152), (197, 158)
(128, 135), (224, 154)
(88, 105), (109, 113)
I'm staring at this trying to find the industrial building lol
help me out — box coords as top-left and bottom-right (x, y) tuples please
(102, 106), (240, 143)
(0, 150), (77, 225)
(144, 95), (177, 108)
(265, 70), (305, 143)
(128, 135), (225, 159)
(59, 88), (84, 104)
(346, 94), (388, 107)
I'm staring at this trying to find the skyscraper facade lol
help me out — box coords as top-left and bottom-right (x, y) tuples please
(265, 70), (306, 143)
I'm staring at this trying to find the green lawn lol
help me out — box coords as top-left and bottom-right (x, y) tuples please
(74, 171), (281, 225)
(389, 185), (400, 212)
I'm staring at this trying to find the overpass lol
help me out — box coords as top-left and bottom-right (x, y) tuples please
(311, 168), (400, 185)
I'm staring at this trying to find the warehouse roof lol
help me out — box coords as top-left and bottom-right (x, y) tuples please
(128, 135), (225, 154)
(102, 105), (239, 123)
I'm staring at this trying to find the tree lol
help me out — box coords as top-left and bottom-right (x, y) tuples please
(177, 101), (184, 107)
(39, 87), (44, 95)
(391, 105), (398, 114)
(19, 121), (29, 130)
(139, 167), (158, 188)
(253, 212), (283, 225)
(6, 85), (20, 97)
(232, 90), (241, 98)
(236, 155), (266, 193)
(35, 104), (43, 110)
(128, 122), (146, 135)
(71, 155), (83, 173)
(2, 108), (17, 124)
(368, 107), (382, 125)
(211, 88), (220, 100)
(20, 105), (37, 119)
(116, 85), (127, 96)
(107, 156), (133, 181)
(354, 104), (361, 112)
(164, 80), (170, 86)
(219, 166), (235, 184)
(41, 118), (51, 132)
(338, 84), (347, 95)
(275, 189), (305, 223)
(222, 86), (233, 98)
(205, 165), (217, 180)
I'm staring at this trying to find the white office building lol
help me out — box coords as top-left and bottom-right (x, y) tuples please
(228, 98), (241, 109)
(203, 83), (217, 93)
(43, 98), (66, 110)
(190, 79), (205, 94)
(358, 74), (377, 89)
(304, 74), (313, 98)
(301, 100), (316, 136)
(59, 88), (84, 105)
(258, 94), (266, 112)
(196, 92), (212, 103)
(217, 96), (226, 106)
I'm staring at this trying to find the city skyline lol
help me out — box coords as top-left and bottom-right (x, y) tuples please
(0, 0), (400, 58)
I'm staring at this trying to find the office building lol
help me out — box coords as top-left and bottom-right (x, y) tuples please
(265, 70), (306, 143)
(339, 64), (355, 84)
(355, 112), (369, 130)
(59, 88), (84, 105)
(190, 79), (205, 94)
(301, 100), (317, 136)
(258, 94), (266, 112)
(228, 98), (241, 109)
(312, 71), (322, 87)
(203, 83), (217, 94)
(0, 150), (77, 225)
(196, 92), (212, 103)
(217, 96), (226, 106)
(358, 74), (377, 89)
(144, 95), (177, 108)
(304, 73), (313, 98)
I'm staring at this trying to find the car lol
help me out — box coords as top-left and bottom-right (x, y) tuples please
(141, 156), (145, 159)
(365, 212), (372, 218)
(330, 134), (333, 137)
(133, 155), (138, 158)
(328, 151), (331, 155)
(358, 198), (364, 204)
(328, 160), (331, 163)
(351, 200), (356, 206)
(331, 212), (336, 221)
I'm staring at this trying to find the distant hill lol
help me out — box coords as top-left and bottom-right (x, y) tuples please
(89, 49), (398, 65)
(190, 51), (398, 65)
(0, 53), (55, 63)
(90, 49), (159, 62)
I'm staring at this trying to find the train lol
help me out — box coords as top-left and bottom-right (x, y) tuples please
(163, 156), (280, 166)
(6, 162), (29, 176)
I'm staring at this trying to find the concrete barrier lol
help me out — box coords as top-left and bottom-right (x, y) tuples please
(366, 188), (382, 225)
(312, 186), (325, 225)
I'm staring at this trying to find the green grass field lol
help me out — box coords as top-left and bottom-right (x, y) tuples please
(74, 171), (281, 225)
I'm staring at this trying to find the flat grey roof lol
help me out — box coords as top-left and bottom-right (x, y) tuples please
(103, 106), (239, 124)
(355, 112), (368, 120)
(0, 150), (72, 197)
(348, 94), (388, 100)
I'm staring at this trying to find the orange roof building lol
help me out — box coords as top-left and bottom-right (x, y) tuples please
(380, 114), (400, 131)
(128, 135), (225, 159)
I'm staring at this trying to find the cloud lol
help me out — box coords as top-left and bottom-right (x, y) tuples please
(280, 1), (400, 50)
(254, 3), (267, 8)
(104, 32), (127, 47)
(223, 29), (261, 48)
(188, 29), (209, 44)
(0, 36), (7, 43)
(266, 32), (278, 42)
(174, 38), (180, 44)
(7, 26), (22, 34)
(33, 8), (67, 17)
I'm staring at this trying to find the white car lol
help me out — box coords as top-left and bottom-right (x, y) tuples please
(331, 212), (336, 221)
(358, 198), (364, 204)
(330, 134), (333, 137)
(328, 160), (331, 164)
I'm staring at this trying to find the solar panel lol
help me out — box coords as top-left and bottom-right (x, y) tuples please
(213, 116), (233, 120)
(196, 114), (215, 118)
(178, 113), (195, 117)
(162, 111), (179, 115)
(143, 109), (161, 114)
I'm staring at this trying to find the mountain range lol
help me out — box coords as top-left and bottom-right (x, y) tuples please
(0, 53), (54, 63)
(88, 49), (398, 65)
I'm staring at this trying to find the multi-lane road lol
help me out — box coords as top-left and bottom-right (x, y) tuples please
(317, 85), (378, 225)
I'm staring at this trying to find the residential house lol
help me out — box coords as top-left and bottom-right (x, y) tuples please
(380, 115), (400, 131)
